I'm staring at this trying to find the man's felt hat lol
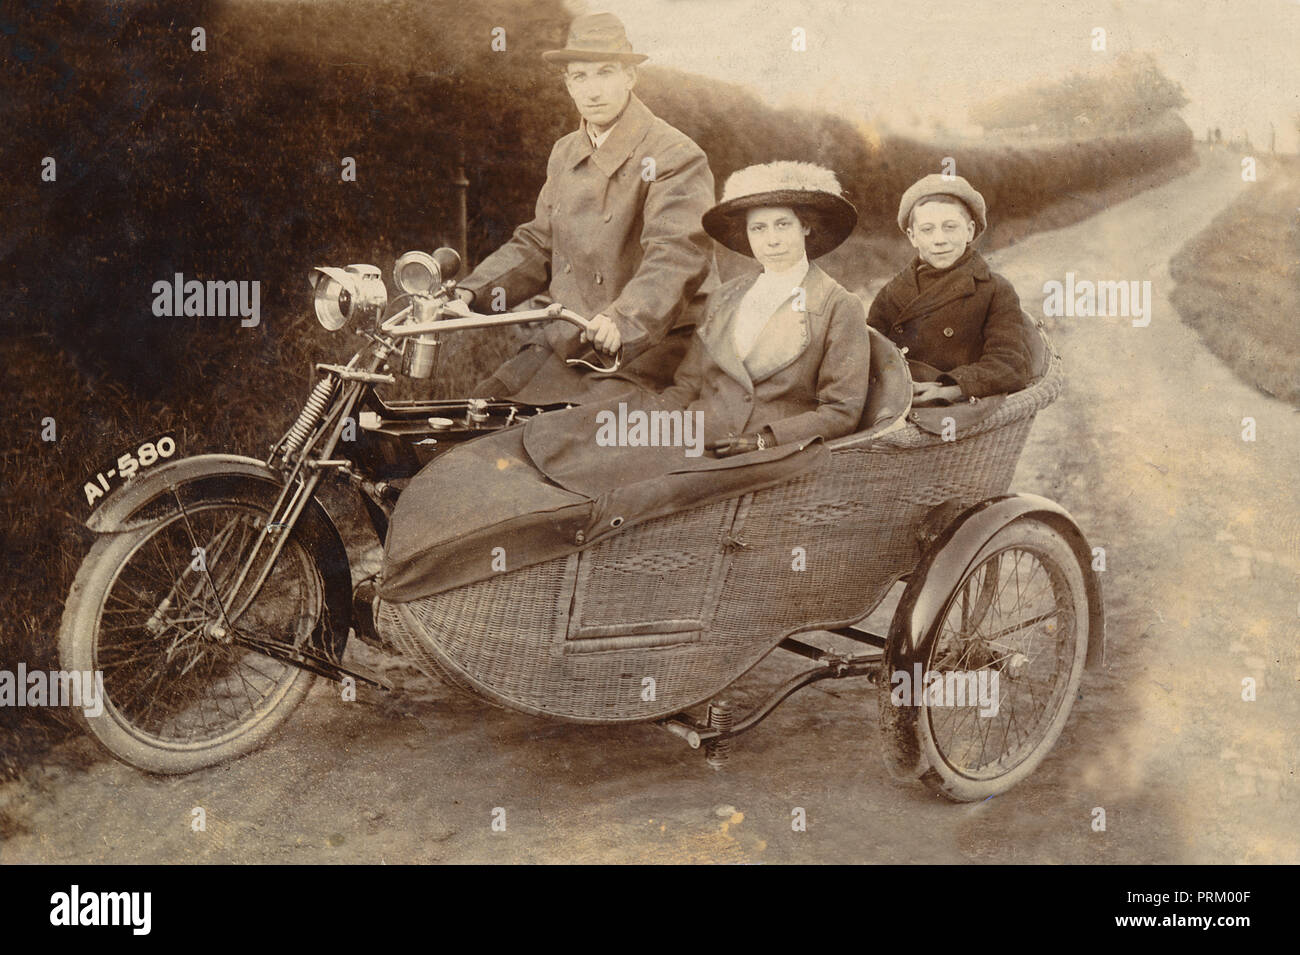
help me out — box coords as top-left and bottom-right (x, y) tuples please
(702, 161), (858, 259)
(542, 13), (648, 65)
(897, 174), (987, 237)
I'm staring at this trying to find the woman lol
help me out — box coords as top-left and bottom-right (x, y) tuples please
(667, 160), (871, 454)
(519, 161), (873, 497)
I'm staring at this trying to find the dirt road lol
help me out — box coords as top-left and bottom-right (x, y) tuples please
(3, 147), (1295, 864)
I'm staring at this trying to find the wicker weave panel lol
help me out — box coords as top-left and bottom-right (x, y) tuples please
(568, 500), (736, 636)
(378, 557), (571, 701)
(376, 374), (1044, 723)
(706, 418), (1032, 676)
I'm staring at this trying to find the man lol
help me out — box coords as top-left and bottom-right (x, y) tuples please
(446, 12), (717, 405)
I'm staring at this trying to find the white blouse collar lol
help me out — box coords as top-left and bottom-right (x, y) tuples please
(757, 255), (810, 284)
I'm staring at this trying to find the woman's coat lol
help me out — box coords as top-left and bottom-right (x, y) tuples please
(520, 262), (872, 497)
(662, 262), (872, 447)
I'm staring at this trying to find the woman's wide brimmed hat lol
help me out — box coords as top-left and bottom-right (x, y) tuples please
(896, 174), (987, 238)
(703, 161), (858, 259)
(542, 13), (648, 65)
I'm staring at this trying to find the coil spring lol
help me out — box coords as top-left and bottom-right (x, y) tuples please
(704, 699), (733, 770)
(281, 378), (335, 458)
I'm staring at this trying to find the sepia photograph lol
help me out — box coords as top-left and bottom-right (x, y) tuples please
(1, 0), (1297, 890)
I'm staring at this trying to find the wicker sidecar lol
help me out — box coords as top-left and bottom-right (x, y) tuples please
(376, 321), (1104, 801)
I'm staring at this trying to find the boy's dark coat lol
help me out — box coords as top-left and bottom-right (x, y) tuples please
(866, 250), (1030, 398)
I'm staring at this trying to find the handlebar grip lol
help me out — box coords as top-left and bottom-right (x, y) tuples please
(545, 302), (591, 331)
(549, 304), (622, 374)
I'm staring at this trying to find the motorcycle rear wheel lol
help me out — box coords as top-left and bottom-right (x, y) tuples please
(59, 493), (326, 774)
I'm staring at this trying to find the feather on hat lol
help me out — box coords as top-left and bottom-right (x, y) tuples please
(703, 161), (858, 259)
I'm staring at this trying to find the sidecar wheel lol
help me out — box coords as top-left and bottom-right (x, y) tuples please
(897, 518), (1088, 802)
(59, 496), (328, 774)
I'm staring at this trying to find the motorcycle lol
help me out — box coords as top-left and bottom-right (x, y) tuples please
(59, 248), (1103, 801)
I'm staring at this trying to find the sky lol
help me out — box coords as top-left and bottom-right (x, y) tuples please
(574, 0), (1300, 151)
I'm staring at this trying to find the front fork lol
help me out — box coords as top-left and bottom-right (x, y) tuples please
(173, 362), (390, 686)
(239, 347), (394, 616)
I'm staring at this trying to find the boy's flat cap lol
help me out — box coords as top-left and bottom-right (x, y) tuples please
(897, 174), (987, 237)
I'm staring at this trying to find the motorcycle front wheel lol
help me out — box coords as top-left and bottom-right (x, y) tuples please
(59, 492), (327, 774)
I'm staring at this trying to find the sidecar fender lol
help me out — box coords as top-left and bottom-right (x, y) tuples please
(86, 453), (352, 656)
(886, 494), (1105, 675)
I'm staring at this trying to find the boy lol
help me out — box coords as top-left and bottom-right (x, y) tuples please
(867, 174), (1032, 404)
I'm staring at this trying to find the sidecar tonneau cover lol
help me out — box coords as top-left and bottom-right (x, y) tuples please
(379, 424), (826, 603)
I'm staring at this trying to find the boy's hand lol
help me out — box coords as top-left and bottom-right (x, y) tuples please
(912, 381), (965, 405)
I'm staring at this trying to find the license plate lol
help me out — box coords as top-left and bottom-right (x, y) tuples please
(82, 434), (179, 509)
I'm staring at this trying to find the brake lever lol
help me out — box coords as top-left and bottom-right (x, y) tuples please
(566, 349), (623, 374)
(545, 303), (622, 374)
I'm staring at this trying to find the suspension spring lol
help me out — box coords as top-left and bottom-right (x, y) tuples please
(704, 699), (734, 770)
(281, 377), (336, 458)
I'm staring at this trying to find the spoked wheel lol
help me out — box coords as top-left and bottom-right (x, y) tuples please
(899, 518), (1089, 801)
(59, 493), (328, 774)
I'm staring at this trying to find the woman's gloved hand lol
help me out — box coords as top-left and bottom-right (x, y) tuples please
(709, 428), (775, 457)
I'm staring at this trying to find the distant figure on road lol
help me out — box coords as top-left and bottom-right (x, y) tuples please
(444, 12), (717, 405)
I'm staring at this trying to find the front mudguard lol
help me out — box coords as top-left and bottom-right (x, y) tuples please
(84, 453), (353, 658)
(880, 493), (1105, 780)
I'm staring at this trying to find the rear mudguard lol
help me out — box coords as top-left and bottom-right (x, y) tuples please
(84, 453), (352, 657)
(886, 493), (1105, 676)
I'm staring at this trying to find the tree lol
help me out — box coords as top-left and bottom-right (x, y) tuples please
(971, 53), (1188, 135)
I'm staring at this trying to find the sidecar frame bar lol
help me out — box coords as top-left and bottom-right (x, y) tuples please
(656, 639), (885, 749)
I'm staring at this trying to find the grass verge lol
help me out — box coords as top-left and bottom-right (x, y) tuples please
(1169, 155), (1300, 407)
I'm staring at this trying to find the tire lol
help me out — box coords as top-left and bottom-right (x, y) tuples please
(902, 518), (1089, 802)
(59, 492), (328, 774)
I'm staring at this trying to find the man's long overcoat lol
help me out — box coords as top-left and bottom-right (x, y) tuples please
(458, 94), (717, 404)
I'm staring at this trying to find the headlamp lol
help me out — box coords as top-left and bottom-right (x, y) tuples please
(308, 264), (388, 330)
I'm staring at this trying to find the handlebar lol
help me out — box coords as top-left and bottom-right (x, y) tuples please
(382, 300), (622, 374)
